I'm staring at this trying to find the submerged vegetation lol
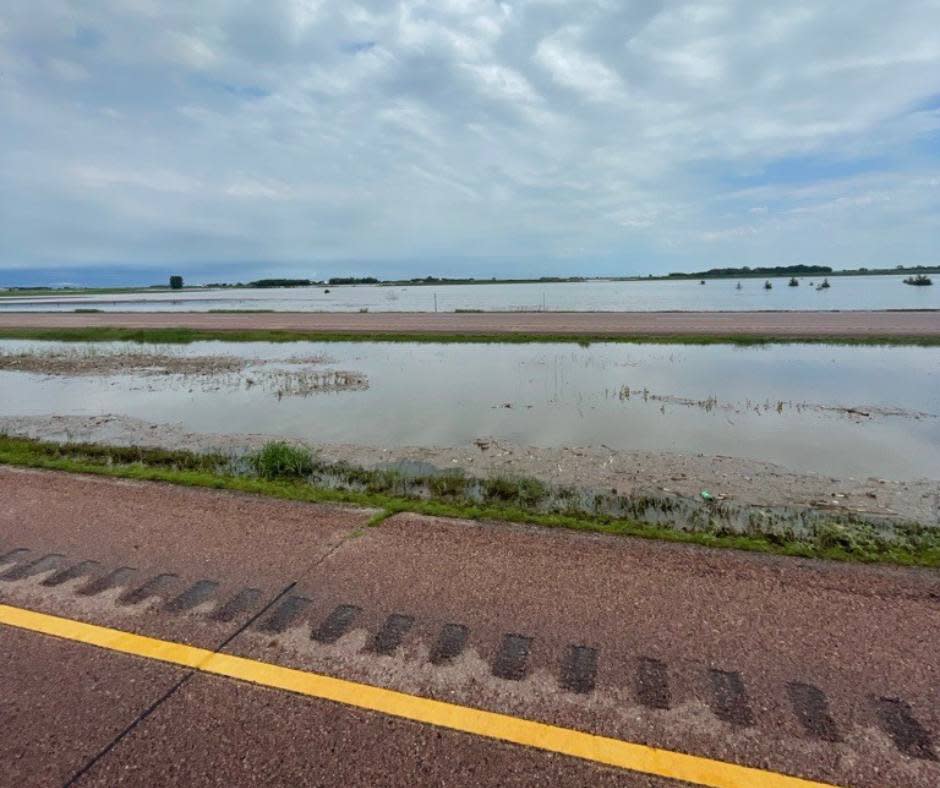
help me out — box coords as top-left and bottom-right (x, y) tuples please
(1, 434), (937, 567)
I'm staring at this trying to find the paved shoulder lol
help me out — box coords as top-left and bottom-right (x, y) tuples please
(1, 468), (938, 786)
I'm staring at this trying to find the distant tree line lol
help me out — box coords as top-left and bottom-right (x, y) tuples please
(667, 265), (832, 279)
(327, 277), (380, 285)
(249, 278), (315, 288)
(399, 275), (587, 285)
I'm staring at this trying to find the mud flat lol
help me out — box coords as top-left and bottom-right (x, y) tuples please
(0, 348), (247, 376)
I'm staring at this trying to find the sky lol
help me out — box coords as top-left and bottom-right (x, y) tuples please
(1, 0), (939, 286)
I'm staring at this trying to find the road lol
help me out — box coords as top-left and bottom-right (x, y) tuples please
(0, 309), (939, 338)
(0, 467), (938, 786)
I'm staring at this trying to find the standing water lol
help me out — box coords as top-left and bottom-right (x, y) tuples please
(0, 339), (937, 480)
(1, 275), (939, 312)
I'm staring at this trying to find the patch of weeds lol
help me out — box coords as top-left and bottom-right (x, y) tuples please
(248, 442), (315, 480)
(428, 470), (469, 499)
(810, 519), (940, 563)
(18, 439), (229, 473)
(764, 528), (796, 546)
(3, 434), (940, 567)
(483, 475), (548, 507)
(814, 522), (881, 555)
(364, 468), (409, 495)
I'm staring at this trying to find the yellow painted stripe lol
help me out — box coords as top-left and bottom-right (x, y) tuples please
(0, 603), (837, 788)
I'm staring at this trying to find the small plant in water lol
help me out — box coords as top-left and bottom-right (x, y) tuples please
(249, 442), (315, 479)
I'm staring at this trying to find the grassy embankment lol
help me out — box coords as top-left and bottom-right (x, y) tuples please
(0, 326), (938, 347)
(1, 435), (937, 567)
(0, 287), (189, 298)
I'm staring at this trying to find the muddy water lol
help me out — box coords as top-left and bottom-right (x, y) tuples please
(0, 339), (937, 480)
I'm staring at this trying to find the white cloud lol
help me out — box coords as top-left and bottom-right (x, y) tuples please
(0, 0), (938, 275)
(70, 164), (202, 194)
(534, 35), (625, 103)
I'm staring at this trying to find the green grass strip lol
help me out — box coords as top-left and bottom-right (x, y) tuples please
(1, 435), (937, 567)
(0, 326), (938, 347)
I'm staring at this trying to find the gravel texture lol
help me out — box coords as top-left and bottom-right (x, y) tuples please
(2, 467), (938, 787)
(0, 308), (938, 337)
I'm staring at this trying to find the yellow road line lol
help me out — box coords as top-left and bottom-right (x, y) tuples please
(0, 603), (837, 788)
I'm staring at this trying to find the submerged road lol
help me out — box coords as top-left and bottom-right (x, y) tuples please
(0, 469), (938, 786)
(0, 309), (939, 338)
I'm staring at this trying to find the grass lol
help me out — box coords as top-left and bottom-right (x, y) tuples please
(1, 434), (938, 567)
(247, 442), (316, 479)
(0, 326), (938, 347)
(483, 475), (548, 506)
(0, 287), (180, 298)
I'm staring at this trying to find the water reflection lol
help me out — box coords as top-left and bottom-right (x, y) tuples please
(0, 339), (937, 479)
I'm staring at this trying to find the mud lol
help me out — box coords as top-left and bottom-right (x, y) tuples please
(0, 348), (246, 377)
(0, 348), (368, 396)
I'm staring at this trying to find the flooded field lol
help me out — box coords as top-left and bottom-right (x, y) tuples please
(0, 339), (937, 481)
(2, 274), (939, 313)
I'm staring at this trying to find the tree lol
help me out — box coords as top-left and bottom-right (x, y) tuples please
(169, 275), (183, 289)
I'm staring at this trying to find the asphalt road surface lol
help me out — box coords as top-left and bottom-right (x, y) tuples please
(1, 467), (938, 786)
(0, 309), (938, 338)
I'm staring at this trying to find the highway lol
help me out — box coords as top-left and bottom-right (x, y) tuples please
(0, 467), (937, 786)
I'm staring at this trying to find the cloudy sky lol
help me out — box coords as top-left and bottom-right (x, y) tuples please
(2, 1), (939, 285)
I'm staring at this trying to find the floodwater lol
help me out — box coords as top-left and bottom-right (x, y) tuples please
(1, 275), (938, 312)
(1, 339), (937, 480)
